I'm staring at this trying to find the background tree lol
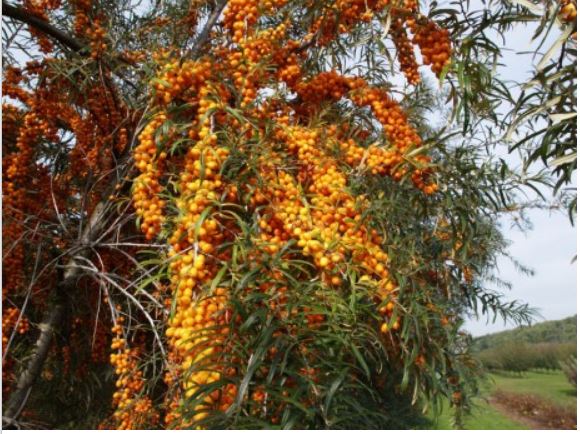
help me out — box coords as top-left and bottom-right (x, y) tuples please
(2, 0), (575, 429)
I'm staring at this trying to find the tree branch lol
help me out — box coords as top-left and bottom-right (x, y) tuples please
(1, 4), (150, 423)
(2, 1), (84, 52)
(185, 0), (228, 58)
(2, 206), (112, 424)
(1, 200), (124, 427)
(1, 108), (143, 426)
(2, 302), (64, 423)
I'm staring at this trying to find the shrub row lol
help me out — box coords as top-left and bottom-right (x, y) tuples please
(477, 342), (576, 373)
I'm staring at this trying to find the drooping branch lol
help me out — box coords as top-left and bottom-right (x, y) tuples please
(2, 1), (84, 52)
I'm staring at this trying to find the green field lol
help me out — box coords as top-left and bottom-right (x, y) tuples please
(432, 398), (526, 430)
(431, 370), (577, 429)
(490, 371), (576, 408)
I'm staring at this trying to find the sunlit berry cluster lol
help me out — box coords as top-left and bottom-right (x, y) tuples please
(223, 0), (260, 43)
(121, 0), (450, 427)
(294, 70), (355, 105)
(106, 317), (159, 430)
(391, 19), (420, 85)
(133, 113), (167, 240)
(408, 16), (452, 75)
(164, 288), (237, 425)
(161, 114), (235, 426)
(309, 0), (388, 45)
(292, 70), (436, 192)
(153, 59), (212, 106)
(271, 125), (397, 303)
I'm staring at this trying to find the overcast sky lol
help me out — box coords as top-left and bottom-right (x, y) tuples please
(454, 2), (577, 336)
(464, 209), (577, 336)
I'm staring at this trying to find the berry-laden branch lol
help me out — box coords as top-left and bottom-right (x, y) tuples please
(4, 0), (550, 430)
(2, 1), (84, 52)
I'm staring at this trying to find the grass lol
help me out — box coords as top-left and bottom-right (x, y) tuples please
(489, 370), (577, 409)
(431, 370), (577, 429)
(431, 398), (526, 430)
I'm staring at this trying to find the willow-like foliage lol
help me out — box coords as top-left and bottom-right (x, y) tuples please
(1, 0), (573, 430)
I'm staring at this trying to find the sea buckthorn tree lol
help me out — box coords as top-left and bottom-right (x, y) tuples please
(2, 0), (575, 429)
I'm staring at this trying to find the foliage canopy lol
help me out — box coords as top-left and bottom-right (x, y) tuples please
(1, 0), (576, 429)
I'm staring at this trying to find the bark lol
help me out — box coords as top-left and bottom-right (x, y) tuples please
(2, 303), (64, 423)
(2, 202), (113, 427)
